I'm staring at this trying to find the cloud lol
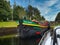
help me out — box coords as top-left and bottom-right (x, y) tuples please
(33, 0), (59, 21)
(45, 12), (58, 21)
(54, 3), (60, 10)
(37, 6), (51, 16)
(43, 0), (59, 7)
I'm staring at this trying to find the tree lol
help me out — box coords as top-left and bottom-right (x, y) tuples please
(27, 5), (33, 20)
(26, 5), (45, 21)
(41, 16), (45, 20)
(0, 0), (11, 21)
(33, 7), (42, 21)
(13, 5), (26, 20)
(55, 12), (60, 22)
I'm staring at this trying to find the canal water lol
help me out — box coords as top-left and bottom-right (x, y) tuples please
(0, 27), (41, 45)
(0, 37), (39, 45)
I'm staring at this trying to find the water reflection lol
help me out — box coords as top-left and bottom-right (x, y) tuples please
(20, 38), (38, 45)
(0, 37), (38, 45)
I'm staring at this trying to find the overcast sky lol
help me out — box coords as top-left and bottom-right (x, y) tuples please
(10, 0), (60, 21)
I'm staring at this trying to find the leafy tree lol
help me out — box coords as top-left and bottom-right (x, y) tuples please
(26, 5), (45, 21)
(41, 16), (45, 20)
(0, 0), (11, 21)
(55, 12), (60, 22)
(33, 7), (42, 21)
(27, 5), (33, 20)
(13, 5), (26, 20)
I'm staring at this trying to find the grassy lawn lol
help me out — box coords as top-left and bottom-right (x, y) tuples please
(0, 21), (19, 28)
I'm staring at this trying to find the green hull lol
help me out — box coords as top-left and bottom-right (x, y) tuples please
(22, 20), (40, 27)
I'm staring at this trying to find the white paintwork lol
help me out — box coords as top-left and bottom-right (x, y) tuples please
(45, 37), (51, 45)
(38, 32), (53, 45)
(57, 38), (60, 45)
(55, 27), (60, 45)
(38, 26), (60, 45)
(56, 29), (60, 35)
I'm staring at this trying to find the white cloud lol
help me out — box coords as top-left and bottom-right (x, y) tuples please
(35, 1), (52, 16)
(45, 11), (60, 21)
(36, 6), (51, 16)
(55, 3), (60, 9)
(33, 0), (59, 21)
(43, 0), (59, 7)
(35, 0), (59, 7)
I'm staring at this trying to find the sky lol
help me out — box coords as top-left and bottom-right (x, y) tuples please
(10, 0), (60, 21)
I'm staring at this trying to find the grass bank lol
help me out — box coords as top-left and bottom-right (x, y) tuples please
(0, 21), (19, 28)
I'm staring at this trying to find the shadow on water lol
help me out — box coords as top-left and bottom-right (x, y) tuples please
(0, 37), (19, 45)
(0, 37), (39, 45)
(20, 37), (39, 45)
